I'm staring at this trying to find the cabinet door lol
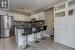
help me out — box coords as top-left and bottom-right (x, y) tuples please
(17, 29), (24, 46)
(54, 17), (67, 45)
(54, 17), (66, 26)
(28, 34), (34, 42)
(67, 25), (75, 42)
(66, 16), (75, 25)
(66, 31), (75, 47)
(54, 30), (67, 43)
(39, 16), (45, 20)
(24, 16), (30, 21)
(54, 17), (66, 30)
(55, 3), (65, 11)
(54, 25), (66, 31)
(66, 15), (75, 48)
(67, 25), (75, 31)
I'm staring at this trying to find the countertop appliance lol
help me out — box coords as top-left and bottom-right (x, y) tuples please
(0, 15), (13, 38)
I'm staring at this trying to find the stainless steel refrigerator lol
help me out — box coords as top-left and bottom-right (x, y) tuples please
(0, 15), (13, 38)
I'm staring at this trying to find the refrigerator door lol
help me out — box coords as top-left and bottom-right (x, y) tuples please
(4, 16), (8, 29)
(3, 16), (9, 37)
(0, 15), (5, 37)
(7, 16), (13, 36)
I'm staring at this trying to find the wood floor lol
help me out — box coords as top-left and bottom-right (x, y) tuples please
(0, 37), (75, 50)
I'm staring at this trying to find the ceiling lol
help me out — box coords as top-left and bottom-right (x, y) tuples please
(1, 0), (66, 15)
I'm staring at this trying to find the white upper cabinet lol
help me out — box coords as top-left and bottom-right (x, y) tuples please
(68, 0), (75, 10)
(68, 0), (75, 16)
(54, 2), (67, 17)
(55, 3), (65, 12)
(31, 12), (45, 20)
(24, 16), (30, 21)
(54, 0), (75, 17)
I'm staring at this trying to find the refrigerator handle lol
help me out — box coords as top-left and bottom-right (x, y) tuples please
(7, 22), (9, 29)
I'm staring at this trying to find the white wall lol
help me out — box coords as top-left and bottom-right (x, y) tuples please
(0, 10), (30, 21)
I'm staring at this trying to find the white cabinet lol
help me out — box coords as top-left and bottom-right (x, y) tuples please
(54, 17), (66, 25)
(54, 1), (68, 17)
(54, 15), (75, 48)
(68, 0), (75, 16)
(54, 17), (66, 31)
(16, 29), (24, 46)
(24, 16), (30, 21)
(54, 17), (67, 43)
(54, 0), (75, 48)
(54, 0), (75, 17)
(54, 30), (67, 43)
(66, 31), (75, 48)
(38, 16), (45, 20)
(66, 15), (75, 48)
(31, 12), (45, 20)
(55, 4), (65, 11)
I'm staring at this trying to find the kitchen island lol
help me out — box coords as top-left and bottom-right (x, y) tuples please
(15, 26), (43, 46)
(14, 20), (49, 47)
